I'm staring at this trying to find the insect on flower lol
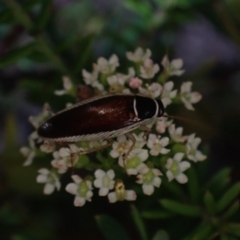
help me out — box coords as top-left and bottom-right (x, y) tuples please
(37, 94), (165, 159)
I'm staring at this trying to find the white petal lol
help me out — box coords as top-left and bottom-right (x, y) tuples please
(138, 149), (149, 161)
(108, 192), (117, 203)
(153, 177), (161, 188)
(94, 169), (105, 179)
(171, 59), (183, 69)
(99, 188), (109, 196)
(65, 183), (78, 195)
(190, 92), (202, 103)
(160, 137), (169, 147)
(110, 149), (119, 158)
(71, 175), (82, 184)
(165, 158), (173, 169)
(86, 190), (93, 200)
(176, 173), (188, 184)
(38, 168), (49, 175)
(181, 82), (192, 93)
(74, 196), (85, 207)
(196, 151), (207, 161)
(160, 148), (170, 154)
(36, 175), (47, 183)
(166, 171), (174, 182)
(125, 190), (137, 201)
(174, 152), (184, 162)
(94, 179), (102, 188)
(54, 90), (66, 96)
(44, 183), (54, 195)
(179, 161), (191, 172)
(143, 184), (154, 195)
(106, 169), (115, 179)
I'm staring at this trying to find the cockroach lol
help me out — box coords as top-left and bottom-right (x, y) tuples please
(37, 94), (165, 159)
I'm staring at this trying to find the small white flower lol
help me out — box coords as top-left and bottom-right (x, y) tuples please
(20, 131), (39, 166)
(168, 124), (187, 143)
(110, 135), (132, 159)
(180, 82), (202, 110)
(139, 83), (161, 98)
(132, 132), (147, 149)
(108, 181), (137, 203)
(94, 54), (119, 74)
(54, 76), (73, 96)
(36, 168), (61, 195)
(147, 134), (170, 156)
(94, 169), (115, 196)
(136, 168), (162, 195)
(82, 69), (104, 91)
(20, 146), (36, 166)
(129, 77), (142, 89)
(165, 153), (190, 184)
(161, 81), (177, 107)
(51, 151), (72, 174)
(155, 117), (172, 134)
(107, 74), (129, 93)
(40, 140), (56, 153)
(140, 58), (160, 79)
(186, 134), (206, 162)
(161, 55), (185, 76)
(126, 47), (151, 63)
(66, 175), (93, 207)
(29, 103), (52, 129)
(118, 148), (149, 175)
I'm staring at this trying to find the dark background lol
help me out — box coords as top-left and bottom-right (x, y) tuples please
(1, 0), (240, 239)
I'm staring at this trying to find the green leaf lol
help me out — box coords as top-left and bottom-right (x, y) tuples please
(152, 230), (169, 240)
(203, 191), (216, 214)
(187, 165), (200, 202)
(160, 199), (201, 217)
(5, 0), (33, 30)
(206, 168), (231, 193)
(131, 205), (148, 240)
(217, 183), (240, 212)
(96, 215), (131, 240)
(35, 0), (52, 29)
(0, 42), (36, 68)
(142, 210), (175, 219)
(184, 222), (213, 240)
(225, 223), (240, 237)
(222, 200), (239, 220)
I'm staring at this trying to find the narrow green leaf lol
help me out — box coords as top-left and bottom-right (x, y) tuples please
(184, 222), (213, 240)
(222, 200), (239, 220)
(4, 0), (33, 30)
(206, 168), (231, 192)
(217, 183), (240, 212)
(225, 223), (240, 237)
(187, 165), (200, 202)
(35, 0), (52, 29)
(152, 230), (169, 240)
(203, 191), (216, 214)
(160, 199), (201, 217)
(142, 210), (175, 219)
(96, 215), (131, 240)
(0, 43), (36, 68)
(131, 205), (148, 240)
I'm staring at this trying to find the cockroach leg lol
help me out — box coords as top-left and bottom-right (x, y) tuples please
(122, 133), (136, 167)
(139, 124), (151, 140)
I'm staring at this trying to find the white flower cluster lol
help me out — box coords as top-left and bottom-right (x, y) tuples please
(20, 48), (206, 207)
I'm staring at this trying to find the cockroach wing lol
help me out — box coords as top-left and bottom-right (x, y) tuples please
(38, 95), (140, 141)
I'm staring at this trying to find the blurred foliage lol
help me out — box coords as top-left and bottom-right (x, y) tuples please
(1, 0), (240, 239)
